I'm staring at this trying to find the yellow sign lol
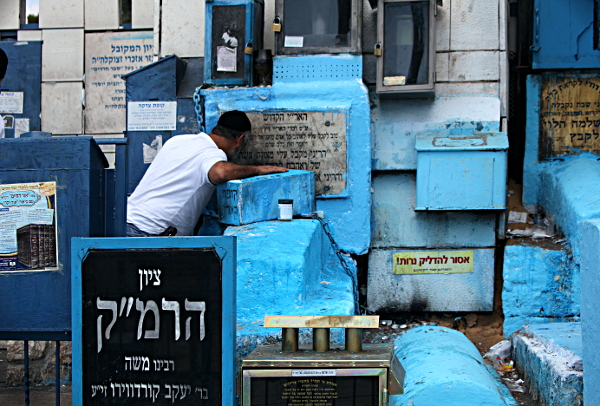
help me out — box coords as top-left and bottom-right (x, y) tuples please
(392, 251), (474, 275)
(540, 75), (600, 158)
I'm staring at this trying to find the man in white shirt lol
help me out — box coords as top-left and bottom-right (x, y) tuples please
(127, 110), (288, 236)
(0, 48), (7, 138)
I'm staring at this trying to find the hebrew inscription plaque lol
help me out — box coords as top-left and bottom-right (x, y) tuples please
(540, 76), (600, 159)
(240, 111), (347, 196)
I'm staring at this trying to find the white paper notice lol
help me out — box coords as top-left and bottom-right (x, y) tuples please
(0, 92), (24, 114)
(14, 118), (29, 138)
(284, 36), (304, 48)
(127, 102), (177, 131)
(143, 135), (163, 164)
(217, 46), (237, 72)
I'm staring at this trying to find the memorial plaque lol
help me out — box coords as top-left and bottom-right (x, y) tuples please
(85, 32), (154, 134)
(540, 75), (600, 159)
(80, 249), (224, 405)
(244, 370), (382, 406)
(240, 111), (347, 196)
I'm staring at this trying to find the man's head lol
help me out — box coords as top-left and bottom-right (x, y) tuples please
(0, 49), (7, 85)
(211, 110), (251, 160)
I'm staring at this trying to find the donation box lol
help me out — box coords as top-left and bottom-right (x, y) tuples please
(241, 315), (404, 406)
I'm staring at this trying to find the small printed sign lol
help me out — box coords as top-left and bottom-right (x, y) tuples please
(292, 370), (336, 377)
(0, 92), (24, 114)
(127, 101), (177, 131)
(392, 250), (474, 275)
(284, 36), (304, 48)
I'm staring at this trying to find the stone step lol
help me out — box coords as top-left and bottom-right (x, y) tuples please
(511, 323), (582, 406)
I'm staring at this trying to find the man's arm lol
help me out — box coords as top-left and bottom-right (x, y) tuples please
(208, 161), (289, 185)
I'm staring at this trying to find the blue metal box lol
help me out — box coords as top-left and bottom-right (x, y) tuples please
(415, 132), (508, 211)
(0, 136), (108, 340)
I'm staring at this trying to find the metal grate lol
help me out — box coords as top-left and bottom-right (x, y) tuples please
(273, 56), (362, 82)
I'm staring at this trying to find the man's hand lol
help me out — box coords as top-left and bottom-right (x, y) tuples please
(209, 161), (289, 185)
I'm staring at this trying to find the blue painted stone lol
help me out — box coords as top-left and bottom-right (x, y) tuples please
(502, 242), (579, 337)
(224, 220), (356, 339)
(216, 169), (315, 225)
(389, 326), (515, 406)
(201, 55), (371, 254)
(580, 219), (600, 406)
(538, 157), (600, 261)
(511, 323), (583, 406)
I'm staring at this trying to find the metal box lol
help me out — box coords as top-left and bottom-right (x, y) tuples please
(204, 0), (264, 86)
(241, 315), (404, 406)
(0, 135), (108, 339)
(415, 132), (508, 210)
(274, 0), (361, 55)
(376, 0), (437, 97)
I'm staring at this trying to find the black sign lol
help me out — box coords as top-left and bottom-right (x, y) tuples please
(249, 376), (379, 406)
(81, 249), (222, 405)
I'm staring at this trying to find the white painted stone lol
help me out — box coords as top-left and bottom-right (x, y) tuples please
(0, 0), (20, 30)
(435, 0), (450, 51)
(85, 0), (120, 30)
(161, 0), (204, 57)
(17, 30), (43, 42)
(367, 248), (495, 312)
(41, 82), (83, 135)
(85, 32), (154, 134)
(132, 0), (155, 29)
(42, 29), (84, 82)
(435, 81), (499, 97)
(449, 51), (499, 82)
(91, 133), (125, 169)
(450, 0), (499, 51)
(263, 0), (276, 52)
(435, 52), (449, 82)
(39, 0), (84, 28)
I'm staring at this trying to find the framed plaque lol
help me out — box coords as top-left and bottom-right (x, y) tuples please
(71, 237), (236, 406)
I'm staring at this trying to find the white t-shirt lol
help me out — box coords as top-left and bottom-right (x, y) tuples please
(0, 116), (4, 138)
(127, 133), (226, 236)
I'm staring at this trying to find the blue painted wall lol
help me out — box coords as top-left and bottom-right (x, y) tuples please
(202, 55), (371, 255)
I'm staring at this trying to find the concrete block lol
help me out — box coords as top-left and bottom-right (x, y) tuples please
(17, 30), (43, 42)
(435, 0), (450, 51)
(224, 220), (356, 337)
(85, 0), (120, 30)
(132, 0), (155, 29)
(0, 0), (20, 30)
(580, 219), (600, 406)
(371, 172), (497, 248)
(42, 29), (84, 82)
(390, 326), (514, 406)
(161, 0), (204, 57)
(539, 157), (600, 261)
(217, 169), (315, 225)
(39, 0), (84, 28)
(450, 0), (499, 51)
(372, 96), (500, 170)
(41, 82), (83, 135)
(435, 52), (449, 82)
(502, 242), (579, 332)
(367, 248), (494, 312)
(511, 323), (583, 406)
(449, 51), (500, 82)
